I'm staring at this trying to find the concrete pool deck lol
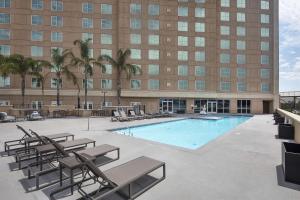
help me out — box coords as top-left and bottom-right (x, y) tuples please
(0, 115), (300, 200)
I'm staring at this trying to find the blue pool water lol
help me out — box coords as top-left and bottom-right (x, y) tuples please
(115, 116), (251, 149)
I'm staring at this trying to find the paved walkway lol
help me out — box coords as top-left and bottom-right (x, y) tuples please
(0, 115), (299, 200)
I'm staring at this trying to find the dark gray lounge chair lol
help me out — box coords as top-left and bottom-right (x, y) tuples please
(15, 131), (94, 170)
(120, 110), (135, 121)
(31, 137), (119, 190)
(129, 110), (144, 120)
(4, 125), (74, 155)
(140, 110), (153, 119)
(50, 153), (165, 200)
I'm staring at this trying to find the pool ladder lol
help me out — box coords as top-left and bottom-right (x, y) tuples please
(123, 126), (133, 136)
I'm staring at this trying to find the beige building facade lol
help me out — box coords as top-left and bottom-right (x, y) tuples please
(0, 0), (279, 114)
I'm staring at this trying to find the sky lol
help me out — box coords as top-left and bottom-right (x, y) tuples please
(279, 0), (300, 92)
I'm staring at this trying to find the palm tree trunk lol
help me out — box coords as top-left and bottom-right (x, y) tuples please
(116, 69), (121, 106)
(21, 75), (25, 108)
(84, 70), (88, 110)
(56, 76), (60, 106)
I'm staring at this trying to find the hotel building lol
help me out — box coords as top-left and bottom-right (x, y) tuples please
(0, 0), (279, 114)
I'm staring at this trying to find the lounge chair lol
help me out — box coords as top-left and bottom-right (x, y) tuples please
(140, 110), (153, 119)
(4, 125), (74, 155)
(50, 152), (165, 200)
(111, 111), (128, 122)
(0, 112), (16, 123)
(129, 110), (144, 120)
(120, 110), (135, 121)
(30, 137), (120, 190)
(15, 130), (95, 170)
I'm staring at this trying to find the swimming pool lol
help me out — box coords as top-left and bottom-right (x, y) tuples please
(114, 116), (251, 150)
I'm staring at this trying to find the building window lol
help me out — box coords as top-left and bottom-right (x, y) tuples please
(148, 64), (159, 75)
(0, 45), (10, 55)
(220, 81), (231, 92)
(178, 7), (188, 17)
(103, 64), (112, 74)
(82, 3), (93, 13)
(32, 15), (43, 25)
(149, 35), (159, 45)
(195, 37), (205, 47)
(261, 55), (269, 65)
(178, 65), (188, 76)
(261, 28), (270, 37)
(195, 66), (205, 76)
(51, 32), (63, 42)
(195, 8), (205, 18)
(51, 78), (62, 88)
(101, 19), (112, 29)
(31, 46), (43, 57)
(131, 49), (141, 60)
(148, 50), (159, 60)
(195, 22), (205, 32)
(0, 0), (10, 8)
(261, 14), (270, 24)
(195, 0), (206, 3)
(237, 26), (246, 36)
(31, 31), (43, 41)
(220, 67), (231, 78)
(220, 26), (230, 35)
(220, 53), (230, 63)
(178, 21), (188, 31)
(220, 39), (230, 49)
(82, 33), (93, 43)
(131, 80), (141, 90)
(130, 18), (141, 29)
(101, 79), (112, 89)
(82, 79), (93, 89)
(101, 34), (112, 45)
(148, 80), (159, 90)
(31, 101), (42, 109)
(32, 0), (43, 10)
(130, 3), (141, 14)
(237, 68), (246, 78)
(195, 51), (205, 62)
(82, 18), (93, 28)
(100, 49), (111, 57)
(148, 20), (160, 30)
(237, 54), (246, 64)
(31, 77), (41, 88)
(261, 68), (270, 79)
(148, 4), (159, 16)
(178, 36), (188, 46)
(220, 12), (230, 21)
(221, 0), (230, 7)
(51, 16), (63, 27)
(0, 76), (10, 88)
(0, 13), (10, 24)
(261, 83), (270, 92)
(101, 4), (112, 14)
(237, 82), (246, 92)
(178, 51), (188, 61)
(261, 41), (269, 51)
(195, 80), (205, 91)
(178, 80), (188, 90)
(0, 29), (10, 40)
(237, 40), (246, 50)
(237, 0), (246, 8)
(237, 12), (246, 22)
(51, 0), (63, 11)
(261, 0), (269, 10)
(237, 100), (251, 113)
(130, 34), (141, 44)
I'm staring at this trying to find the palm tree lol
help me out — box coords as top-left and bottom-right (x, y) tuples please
(71, 39), (105, 109)
(99, 49), (141, 106)
(48, 48), (78, 106)
(32, 61), (51, 102)
(0, 54), (40, 108)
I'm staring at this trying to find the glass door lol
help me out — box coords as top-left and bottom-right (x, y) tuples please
(162, 100), (173, 113)
(207, 101), (217, 113)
